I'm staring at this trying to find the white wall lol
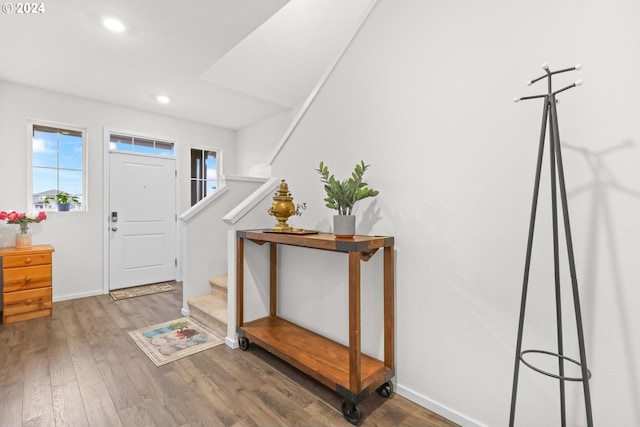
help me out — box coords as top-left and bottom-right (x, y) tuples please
(236, 105), (302, 176)
(0, 80), (236, 301)
(258, 0), (640, 426)
(180, 176), (266, 313)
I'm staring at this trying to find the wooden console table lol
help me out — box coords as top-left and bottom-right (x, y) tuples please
(236, 230), (395, 424)
(1, 244), (54, 324)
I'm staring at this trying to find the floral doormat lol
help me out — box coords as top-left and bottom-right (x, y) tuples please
(109, 283), (175, 300)
(128, 317), (224, 366)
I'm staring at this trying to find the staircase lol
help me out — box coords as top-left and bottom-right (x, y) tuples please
(187, 275), (227, 338)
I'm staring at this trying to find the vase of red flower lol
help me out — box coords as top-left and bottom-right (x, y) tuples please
(0, 210), (47, 248)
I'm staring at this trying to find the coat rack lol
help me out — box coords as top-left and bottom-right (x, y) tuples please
(509, 63), (593, 427)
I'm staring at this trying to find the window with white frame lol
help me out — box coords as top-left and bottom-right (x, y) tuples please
(31, 123), (86, 211)
(190, 149), (218, 206)
(109, 133), (175, 156)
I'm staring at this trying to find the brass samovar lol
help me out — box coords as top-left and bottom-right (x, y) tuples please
(267, 180), (296, 231)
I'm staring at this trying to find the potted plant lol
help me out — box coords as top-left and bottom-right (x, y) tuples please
(44, 191), (79, 211)
(316, 160), (379, 237)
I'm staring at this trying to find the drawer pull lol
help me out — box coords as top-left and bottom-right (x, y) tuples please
(25, 258), (32, 264)
(26, 299), (33, 305)
(25, 276), (32, 282)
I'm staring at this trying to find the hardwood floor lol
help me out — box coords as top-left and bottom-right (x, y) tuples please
(0, 283), (458, 427)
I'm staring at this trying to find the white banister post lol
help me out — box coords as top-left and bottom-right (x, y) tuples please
(225, 228), (239, 348)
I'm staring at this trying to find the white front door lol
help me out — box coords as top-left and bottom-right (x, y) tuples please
(109, 152), (176, 290)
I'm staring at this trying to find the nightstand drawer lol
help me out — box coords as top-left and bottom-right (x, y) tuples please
(1, 244), (55, 324)
(3, 287), (52, 319)
(3, 265), (52, 292)
(1, 252), (52, 268)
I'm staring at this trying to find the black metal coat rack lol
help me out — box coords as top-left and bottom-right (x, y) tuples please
(509, 63), (593, 427)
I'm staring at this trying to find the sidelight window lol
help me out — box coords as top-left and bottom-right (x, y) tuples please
(190, 149), (218, 206)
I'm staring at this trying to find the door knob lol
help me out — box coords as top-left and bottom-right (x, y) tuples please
(111, 227), (118, 231)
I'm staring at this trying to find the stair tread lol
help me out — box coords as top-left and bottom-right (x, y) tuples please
(189, 277), (227, 335)
(188, 293), (226, 325)
(188, 293), (226, 311)
(209, 275), (228, 290)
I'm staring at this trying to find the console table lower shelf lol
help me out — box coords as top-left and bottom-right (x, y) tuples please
(237, 316), (394, 423)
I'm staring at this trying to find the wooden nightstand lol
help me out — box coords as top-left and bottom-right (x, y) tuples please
(0, 244), (54, 324)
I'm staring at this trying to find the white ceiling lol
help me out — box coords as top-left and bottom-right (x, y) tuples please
(0, 0), (373, 130)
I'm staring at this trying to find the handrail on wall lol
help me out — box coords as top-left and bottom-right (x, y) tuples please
(180, 175), (269, 223)
(223, 177), (280, 225)
(267, 0), (379, 167)
(179, 186), (229, 223)
(182, 1), (379, 227)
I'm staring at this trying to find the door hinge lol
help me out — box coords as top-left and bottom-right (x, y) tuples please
(175, 214), (177, 221)
(175, 258), (177, 266)
(175, 170), (177, 177)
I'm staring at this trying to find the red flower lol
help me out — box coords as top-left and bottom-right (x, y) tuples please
(1, 210), (47, 233)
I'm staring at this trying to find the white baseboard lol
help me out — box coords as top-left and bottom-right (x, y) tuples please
(395, 384), (486, 427)
(53, 289), (104, 302)
(181, 307), (190, 317)
(225, 336), (238, 349)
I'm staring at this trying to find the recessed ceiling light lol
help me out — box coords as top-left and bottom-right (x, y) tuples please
(156, 95), (171, 104)
(103, 17), (126, 33)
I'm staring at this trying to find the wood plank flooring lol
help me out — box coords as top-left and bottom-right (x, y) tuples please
(0, 283), (458, 427)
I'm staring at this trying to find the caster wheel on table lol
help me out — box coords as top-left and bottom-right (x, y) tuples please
(376, 381), (393, 398)
(341, 400), (363, 425)
(238, 337), (250, 351)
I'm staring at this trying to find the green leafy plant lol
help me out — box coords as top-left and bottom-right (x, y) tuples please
(316, 160), (379, 215)
(44, 191), (79, 205)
